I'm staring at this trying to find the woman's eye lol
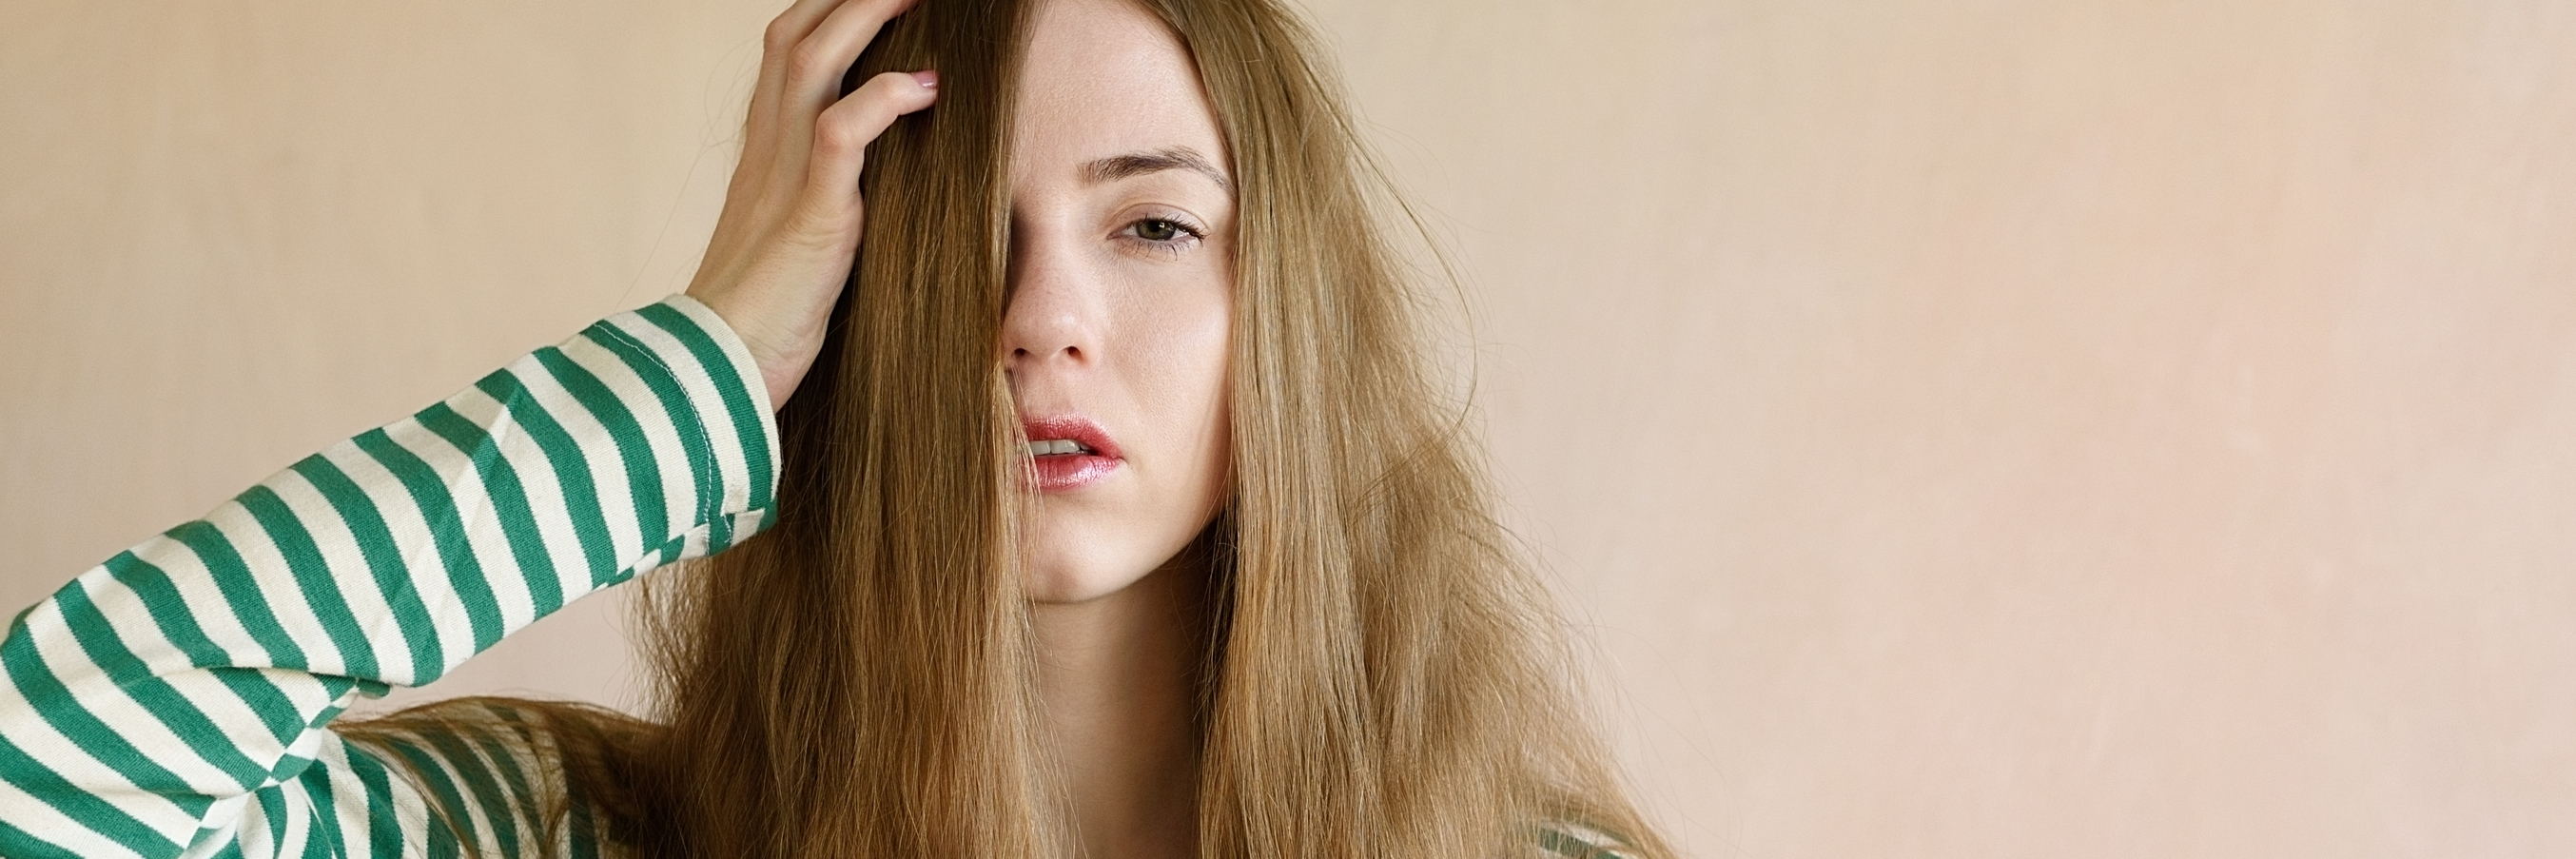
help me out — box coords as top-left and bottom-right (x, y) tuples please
(1116, 215), (1204, 257)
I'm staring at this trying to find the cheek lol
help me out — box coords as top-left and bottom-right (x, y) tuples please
(1182, 310), (1231, 504)
(1021, 277), (1230, 604)
(1178, 283), (1233, 454)
(1126, 268), (1231, 427)
(1126, 270), (1233, 505)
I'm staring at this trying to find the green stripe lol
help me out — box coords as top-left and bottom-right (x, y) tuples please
(467, 731), (541, 849)
(261, 713), (342, 787)
(534, 345), (671, 576)
(492, 706), (597, 857)
(0, 732), (183, 857)
(569, 792), (599, 859)
(378, 735), (480, 859)
(254, 785), (287, 855)
(420, 729), (523, 858)
(0, 820), (74, 859)
(1536, 827), (1589, 857)
(44, 583), (270, 788)
(353, 428), (507, 651)
(581, 323), (724, 556)
(288, 454), (445, 682)
(97, 552), (307, 751)
(239, 485), (381, 677)
(1534, 825), (1627, 859)
(166, 519), (309, 669)
(418, 402), (566, 615)
(635, 303), (775, 512)
(294, 760), (348, 859)
(166, 520), (328, 743)
(341, 740), (409, 859)
(476, 368), (621, 589)
(427, 813), (461, 859)
(0, 623), (204, 807)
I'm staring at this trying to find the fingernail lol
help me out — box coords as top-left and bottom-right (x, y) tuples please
(910, 69), (939, 89)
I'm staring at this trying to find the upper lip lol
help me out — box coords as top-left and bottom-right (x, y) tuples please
(1020, 414), (1122, 459)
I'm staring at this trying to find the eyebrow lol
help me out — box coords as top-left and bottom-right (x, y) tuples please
(1080, 146), (1234, 194)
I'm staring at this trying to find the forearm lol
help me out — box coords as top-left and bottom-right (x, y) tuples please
(0, 295), (777, 858)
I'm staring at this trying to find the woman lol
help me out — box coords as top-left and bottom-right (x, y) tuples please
(0, 0), (1669, 855)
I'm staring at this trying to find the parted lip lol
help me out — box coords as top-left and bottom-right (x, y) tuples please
(1020, 414), (1122, 460)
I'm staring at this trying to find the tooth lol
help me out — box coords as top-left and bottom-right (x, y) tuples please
(1026, 441), (1045, 457)
(1047, 439), (1071, 455)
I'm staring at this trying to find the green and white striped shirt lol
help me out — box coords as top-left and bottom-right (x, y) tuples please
(0, 296), (1634, 859)
(3, 296), (775, 858)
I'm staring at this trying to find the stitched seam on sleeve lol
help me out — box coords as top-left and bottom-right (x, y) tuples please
(589, 322), (721, 533)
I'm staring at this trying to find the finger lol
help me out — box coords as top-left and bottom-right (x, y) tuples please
(787, 0), (921, 110)
(801, 70), (940, 225)
(749, 0), (853, 156)
(773, 0), (922, 200)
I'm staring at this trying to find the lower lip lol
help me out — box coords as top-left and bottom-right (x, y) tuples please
(1026, 454), (1120, 492)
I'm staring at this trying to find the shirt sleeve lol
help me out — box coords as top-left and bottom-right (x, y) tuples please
(0, 295), (780, 859)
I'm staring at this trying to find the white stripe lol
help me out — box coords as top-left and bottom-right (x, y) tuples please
(312, 442), (480, 684)
(517, 352), (647, 587)
(177, 811), (239, 859)
(9, 580), (253, 810)
(558, 328), (703, 568)
(0, 769), (152, 859)
(65, 553), (222, 703)
(446, 383), (595, 612)
(172, 666), (348, 768)
(382, 725), (505, 854)
(301, 737), (366, 859)
(317, 734), (434, 859)
(259, 468), (417, 688)
(0, 600), (155, 806)
(230, 780), (274, 858)
(107, 529), (339, 801)
(660, 293), (784, 479)
(197, 499), (342, 677)
(607, 310), (756, 520)
(269, 783), (313, 859)
(373, 415), (537, 640)
(128, 534), (274, 717)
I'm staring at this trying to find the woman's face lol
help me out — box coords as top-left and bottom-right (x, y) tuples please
(1002, 0), (1234, 604)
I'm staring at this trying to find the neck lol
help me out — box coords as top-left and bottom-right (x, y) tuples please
(1031, 556), (1208, 859)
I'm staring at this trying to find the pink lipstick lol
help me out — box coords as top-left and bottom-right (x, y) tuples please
(1020, 415), (1122, 492)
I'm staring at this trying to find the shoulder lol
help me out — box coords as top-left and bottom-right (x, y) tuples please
(335, 697), (642, 857)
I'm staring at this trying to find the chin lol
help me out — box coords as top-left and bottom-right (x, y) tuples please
(1021, 550), (1160, 605)
(1018, 503), (1222, 605)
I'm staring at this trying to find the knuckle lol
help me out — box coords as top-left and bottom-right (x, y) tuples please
(786, 43), (835, 84)
(864, 70), (914, 94)
(812, 108), (867, 152)
(761, 17), (799, 54)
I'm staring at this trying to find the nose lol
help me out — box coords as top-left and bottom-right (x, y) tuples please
(1000, 225), (1102, 370)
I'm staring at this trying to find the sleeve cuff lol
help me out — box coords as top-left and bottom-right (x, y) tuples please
(583, 295), (783, 550)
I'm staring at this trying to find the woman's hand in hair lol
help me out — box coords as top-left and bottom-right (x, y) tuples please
(685, 0), (935, 411)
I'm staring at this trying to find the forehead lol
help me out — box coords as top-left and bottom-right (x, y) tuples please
(1012, 0), (1226, 176)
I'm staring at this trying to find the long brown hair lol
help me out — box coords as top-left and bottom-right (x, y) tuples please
(351, 0), (1669, 856)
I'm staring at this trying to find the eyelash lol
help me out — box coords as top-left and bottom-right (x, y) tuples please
(1116, 214), (1208, 258)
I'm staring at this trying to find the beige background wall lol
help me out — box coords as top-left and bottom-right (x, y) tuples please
(6, 0), (2572, 855)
